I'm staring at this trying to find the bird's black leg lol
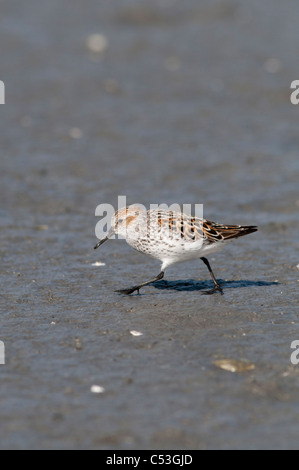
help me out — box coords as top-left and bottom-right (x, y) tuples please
(200, 257), (223, 295)
(116, 271), (165, 295)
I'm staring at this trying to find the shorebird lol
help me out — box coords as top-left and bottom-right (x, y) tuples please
(94, 205), (257, 295)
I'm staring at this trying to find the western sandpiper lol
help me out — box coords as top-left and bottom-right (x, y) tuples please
(94, 205), (257, 295)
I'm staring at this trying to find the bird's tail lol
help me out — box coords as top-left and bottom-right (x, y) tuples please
(208, 223), (258, 241)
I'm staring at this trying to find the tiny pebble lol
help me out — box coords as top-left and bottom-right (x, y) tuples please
(69, 128), (83, 139)
(104, 78), (120, 94)
(263, 58), (282, 74)
(86, 34), (108, 53)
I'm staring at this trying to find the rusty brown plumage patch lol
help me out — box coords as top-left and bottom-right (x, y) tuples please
(125, 215), (136, 226)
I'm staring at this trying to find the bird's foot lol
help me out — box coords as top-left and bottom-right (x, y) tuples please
(201, 284), (224, 295)
(116, 286), (140, 295)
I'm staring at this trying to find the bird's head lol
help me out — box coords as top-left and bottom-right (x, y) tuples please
(94, 205), (144, 249)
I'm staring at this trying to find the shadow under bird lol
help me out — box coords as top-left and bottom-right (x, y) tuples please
(94, 205), (258, 295)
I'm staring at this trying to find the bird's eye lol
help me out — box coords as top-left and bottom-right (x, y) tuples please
(118, 219), (123, 224)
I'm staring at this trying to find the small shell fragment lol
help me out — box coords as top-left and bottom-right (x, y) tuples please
(90, 385), (105, 394)
(130, 330), (143, 337)
(213, 359), (255, 373)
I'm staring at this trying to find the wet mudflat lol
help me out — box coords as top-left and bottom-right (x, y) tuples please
(0, 0), (299, 449)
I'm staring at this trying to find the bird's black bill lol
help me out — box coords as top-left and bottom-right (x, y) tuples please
(94, 236), (108, 250)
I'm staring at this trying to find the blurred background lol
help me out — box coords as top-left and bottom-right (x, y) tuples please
(0, 0), (298, 450)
